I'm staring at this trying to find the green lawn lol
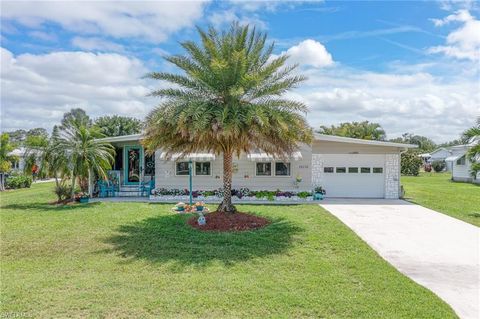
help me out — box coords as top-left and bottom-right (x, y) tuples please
(1, 183), (456, 318)
(402, 172), (480, 227)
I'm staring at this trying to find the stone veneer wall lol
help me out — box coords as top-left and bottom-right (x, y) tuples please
(384, 153), (400, 199)
(311, 154), (324, 188)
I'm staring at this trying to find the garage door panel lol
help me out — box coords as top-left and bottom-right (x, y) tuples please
(321, 154), (385, 198)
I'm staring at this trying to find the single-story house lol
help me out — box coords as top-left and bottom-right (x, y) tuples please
(8, 147), (27, 172)
(426, 148), (453, 171)
(445, 139), (480, 184)
(98, 133), (417, 199)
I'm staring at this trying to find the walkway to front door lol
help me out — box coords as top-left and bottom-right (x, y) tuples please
(320, 199), (480, 319)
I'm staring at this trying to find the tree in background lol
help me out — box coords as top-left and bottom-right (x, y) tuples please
(23, 133), (49, 176)
(401, 151), (423, 176)
(317, 121), (386, 141)
(93, 115), (142, 137)
(389, 133), (436, 152)
(0, 133), (15, 190)
(5, 128), (48, 146)
(59, 108), (92, 130)
(144, 23), (312, 213)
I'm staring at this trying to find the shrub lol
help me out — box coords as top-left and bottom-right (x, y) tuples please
(424, 164), (432, 172)
(297, 191), (312, 199)
(401, 152), (422, 176)
(54, 184), (72, 201)
(432, 160), (446, 172)
(5, 174), (32, 189)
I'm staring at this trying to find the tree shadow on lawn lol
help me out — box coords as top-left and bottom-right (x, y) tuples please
(1, 201), (101, 212)
(102, 213), (302, 267)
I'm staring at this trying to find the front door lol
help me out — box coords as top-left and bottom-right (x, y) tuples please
(124, 146), (143, 185)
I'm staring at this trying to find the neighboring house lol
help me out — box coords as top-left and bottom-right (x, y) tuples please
(428, 148), (453, 171)
(8, 147), (26, 172)
(98, 133), (417, 199)
(445, 140), (480, 184)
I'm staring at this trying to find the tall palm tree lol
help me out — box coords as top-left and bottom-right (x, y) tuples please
(143, 23), (313, 213)
(462, 117), (480, 178)
(56, 125), (115, 199)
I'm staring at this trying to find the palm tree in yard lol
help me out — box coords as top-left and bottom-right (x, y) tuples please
(143, 23), (313, 213)
(56, 125), (115, 200)
(462, 117), (480, 178)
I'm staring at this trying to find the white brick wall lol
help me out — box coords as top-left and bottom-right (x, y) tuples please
(384, 154), (400, 199)
(311, 154), (324, 188)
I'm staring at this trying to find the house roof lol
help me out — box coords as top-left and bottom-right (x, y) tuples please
(445, 151), (466, 162)
(97, 133), (418, 149)
(96, 134), (143, 143)
(313, 134), (418, 149)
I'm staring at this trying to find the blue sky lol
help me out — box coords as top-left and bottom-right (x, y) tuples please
(1, 0), (479, 142)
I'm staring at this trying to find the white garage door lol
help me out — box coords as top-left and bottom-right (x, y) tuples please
(321, 154), (385, 198)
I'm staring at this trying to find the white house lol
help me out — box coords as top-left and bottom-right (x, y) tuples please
(8, 147), (27, 172)
(98, 133), (417, 199)
(445, 139), (480, 184)
(427, 148), (453, 171)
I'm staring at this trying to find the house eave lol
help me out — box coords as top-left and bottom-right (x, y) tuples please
(313, 134), (418, 149)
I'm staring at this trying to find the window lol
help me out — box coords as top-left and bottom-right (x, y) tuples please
(256, 162), (272, 176)
(373, 167), (383, 173)
(456, 156), (466, 165)
(324, 167), (334, 173)
(275, 162), (291, 176)
(336, 167), (346, 173)
(348, 167), (358, 173)
(176, 161), (190, 176)
(195, 162), (211, 176)
(361, 167), (371, 173)
(145, 154), (155, 175)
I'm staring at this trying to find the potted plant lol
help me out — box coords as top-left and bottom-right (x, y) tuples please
(313, 186), (326, 200)
(78, 192), (90, 204)
(174, 202), (186, 212)
(194, 201), (205, 212)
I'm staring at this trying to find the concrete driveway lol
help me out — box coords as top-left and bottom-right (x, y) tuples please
(320, 199), (480, 319)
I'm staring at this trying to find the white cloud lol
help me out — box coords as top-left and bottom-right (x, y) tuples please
(1, 1), (208, 43)
(72, 37), (125, 52)
(289, 65), (480, 142)
(208, 9), (268, 30)
(283, 39), (334, 68)
(28, 31), (57, 42)
(428, 10), (480, 61)
(0, 47), (154, 131)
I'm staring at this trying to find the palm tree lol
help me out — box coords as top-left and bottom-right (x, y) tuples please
(143, 23), (312, 213)
(56, 125), (115, 199)
(462, 117), (480, 178)
(0, 133), (15, 191)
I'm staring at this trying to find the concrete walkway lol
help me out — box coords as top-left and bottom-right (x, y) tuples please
(320, 199), (480, 319)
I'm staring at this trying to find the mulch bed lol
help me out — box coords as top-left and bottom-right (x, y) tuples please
(188, 211), (270, 232)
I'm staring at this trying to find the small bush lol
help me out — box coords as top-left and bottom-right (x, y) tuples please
(5, 174), (32, 189)
(54, 184), (72, 201)
(432, 160), (446, 172)
(424, 164), (432, 172)
(401, 152), (423, 176)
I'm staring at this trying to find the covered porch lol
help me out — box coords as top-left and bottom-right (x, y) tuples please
(96, 134), (155, 197)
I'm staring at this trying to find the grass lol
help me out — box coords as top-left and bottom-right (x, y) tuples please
(0, 183), (456, 318)
(402, 172), (480, 227)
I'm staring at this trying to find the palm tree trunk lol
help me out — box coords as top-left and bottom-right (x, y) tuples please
(217, 151), (237, 213)
(70, 171), (76, 201)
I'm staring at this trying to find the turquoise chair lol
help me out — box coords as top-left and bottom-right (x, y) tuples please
(98, 180), (115, 198)
(140, 179), (155, 197)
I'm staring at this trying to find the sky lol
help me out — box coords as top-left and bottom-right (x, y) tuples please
(0, 0), (479, 143)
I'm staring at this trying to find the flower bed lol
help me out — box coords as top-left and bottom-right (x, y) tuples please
(150, 187), (315, 202)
